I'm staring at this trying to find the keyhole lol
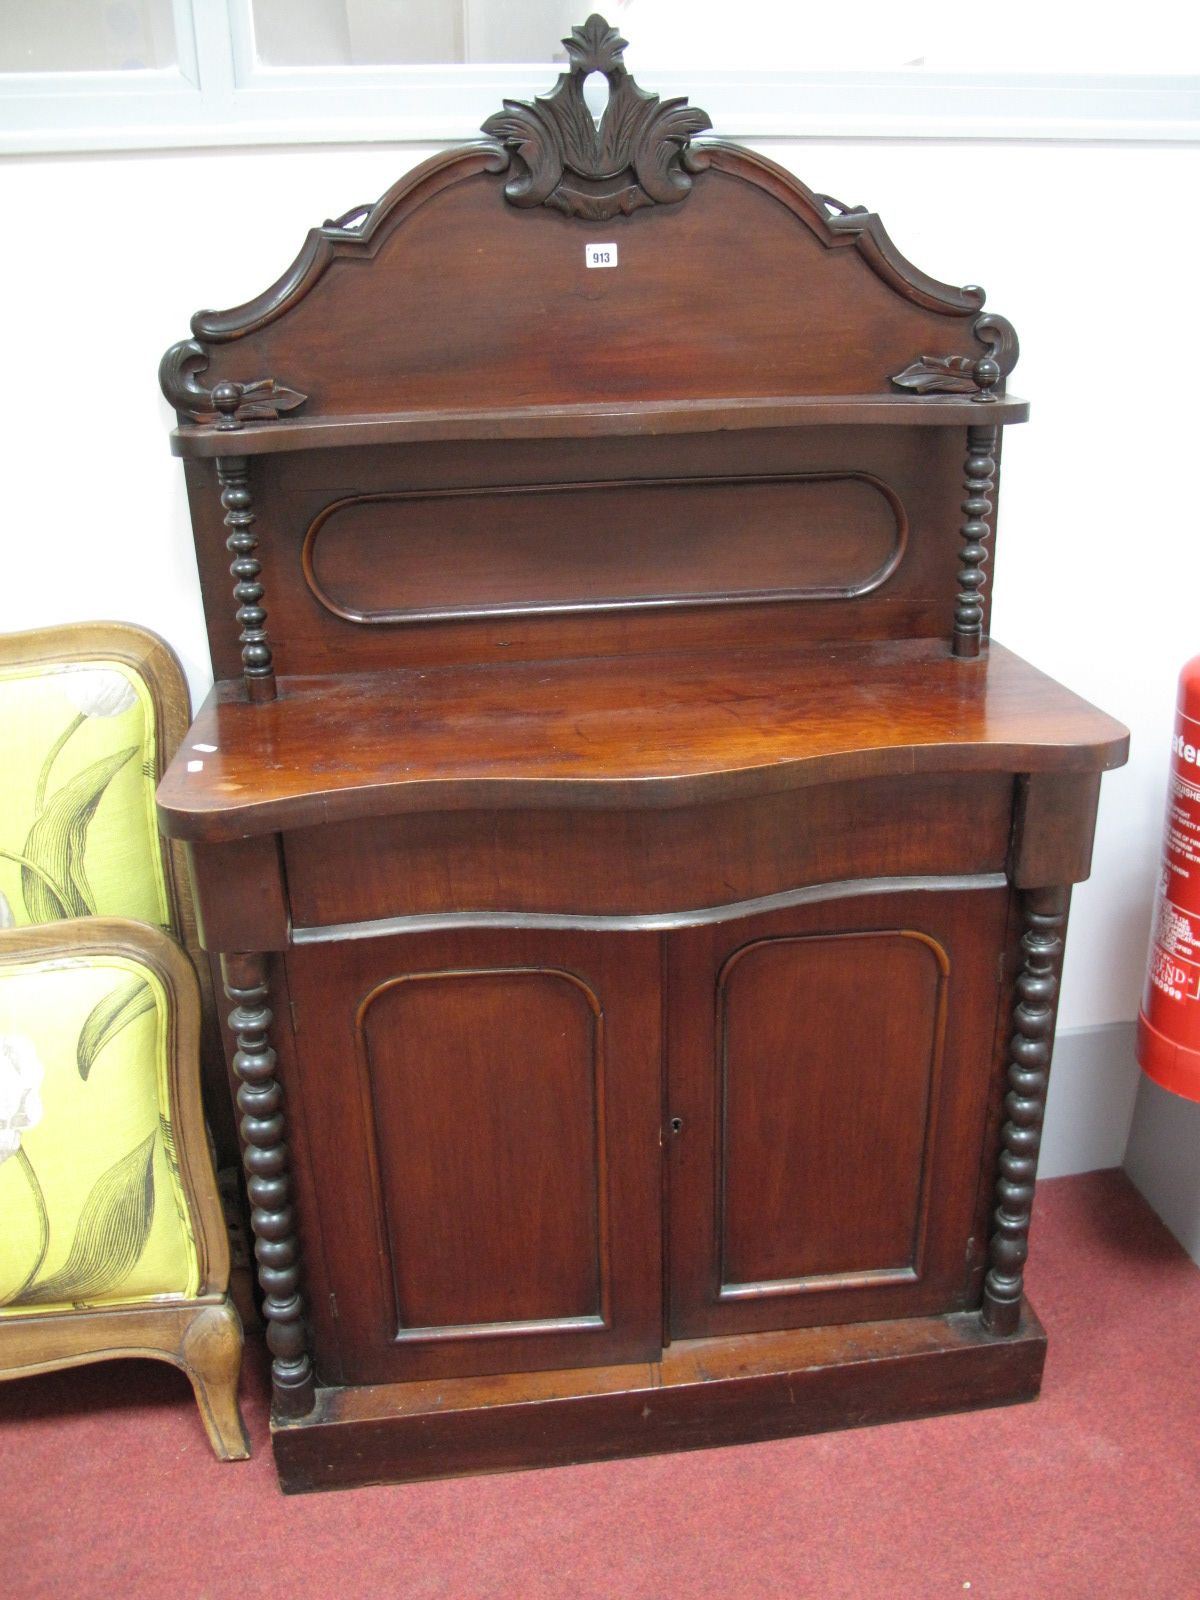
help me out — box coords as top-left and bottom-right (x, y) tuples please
(582, 70), (611, 123)
(669, 1116), (683, 1135)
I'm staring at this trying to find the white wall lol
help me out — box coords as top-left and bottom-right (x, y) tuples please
(1, 137), (1195, 1142)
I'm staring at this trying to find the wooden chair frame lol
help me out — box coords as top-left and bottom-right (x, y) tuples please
(0, 918), (248, 1460)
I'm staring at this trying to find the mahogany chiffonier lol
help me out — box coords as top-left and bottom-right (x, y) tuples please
(156, 16), (1128, 1491)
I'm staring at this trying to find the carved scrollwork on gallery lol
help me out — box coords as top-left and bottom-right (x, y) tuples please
(323, 203), (372, 233)
(481, 13), (713, 221)
(890, 312), (1020, 403)
(814, 193), (869, 220)
(158, 339), (308, 430)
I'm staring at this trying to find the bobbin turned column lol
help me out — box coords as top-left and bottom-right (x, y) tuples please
(953, 423), (998, 659)
(215, 449), (276, 704)
(220, 951), (314, 1416)
(982, 886), (1070, 1336)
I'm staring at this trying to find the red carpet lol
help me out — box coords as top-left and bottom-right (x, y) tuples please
(3, 1170), (1198, 1599)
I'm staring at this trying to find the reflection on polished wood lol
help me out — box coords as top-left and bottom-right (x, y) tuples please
(159, 640), (1126, 841)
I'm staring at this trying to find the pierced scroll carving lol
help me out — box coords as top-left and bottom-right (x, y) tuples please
(221, 952), (316, 1418)
(481, 13), (712, 220)
(216, 457), (276, 703)
(323, 203), (372, 233)
(953, 424), (998, 658)
(814, 193), (868, 219)
(159, 339), (307, 429)
(891, 313), (1019, 403)
(982, 886), (1069, 1337)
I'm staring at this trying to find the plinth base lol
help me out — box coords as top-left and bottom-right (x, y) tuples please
(271, 1300), (1047, 1493)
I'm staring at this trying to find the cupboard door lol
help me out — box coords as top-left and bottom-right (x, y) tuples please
(286, 927), (663, 1383)
(666, 883), (1013, 1339)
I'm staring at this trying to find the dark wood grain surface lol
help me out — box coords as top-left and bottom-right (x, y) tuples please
(666, 884), (1012, 1339)
(159, 640), (1127, 840)
(183, 426), (979, 682)
(300, 470), (907, 624)
(282, 772), (1014, 927)
(164, 147), (1022, 442)
(284, 926), (663, 1384)
(170, 393), (1030, 457)
(270, 1302), (1047, 1491)
(154, 16), (1126, 1482)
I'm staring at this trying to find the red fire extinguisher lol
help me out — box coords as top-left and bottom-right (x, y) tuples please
(1138, 654), (1200, 1102)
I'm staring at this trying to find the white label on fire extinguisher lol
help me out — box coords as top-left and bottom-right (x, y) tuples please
(1168, 772), (1200, 856)
(1149, 946), (1200, 1003)
(1150, 893), (1200, 1001)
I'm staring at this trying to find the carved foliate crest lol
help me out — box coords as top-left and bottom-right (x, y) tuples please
(482, 13), (712, 221)
(159, 339), (307, 429)
(891, 313), (1020, 403)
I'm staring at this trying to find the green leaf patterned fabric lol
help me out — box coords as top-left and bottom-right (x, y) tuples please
(77, 977), (155, 1081)
(20, 748), (139, 921)
(0, 661), (169, 933)
(0, 956), (199, 1311)
(21, 1131), (157, 1305)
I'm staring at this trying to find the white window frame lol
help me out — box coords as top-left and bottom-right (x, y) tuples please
(2, 0), (1198, 153)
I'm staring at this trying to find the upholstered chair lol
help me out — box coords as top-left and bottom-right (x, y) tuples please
(0, 623), (247, 1459)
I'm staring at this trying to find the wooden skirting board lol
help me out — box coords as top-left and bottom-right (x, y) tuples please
(271, 1301), (1046, 1493)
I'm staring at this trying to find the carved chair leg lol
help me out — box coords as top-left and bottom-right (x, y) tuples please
(221, 951), (316, 1418)
(179, 1298), (250, 1461)
(982, 885), (1069, 1335)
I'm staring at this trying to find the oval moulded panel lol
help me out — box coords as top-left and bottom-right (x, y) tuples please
(301, 470), (907, 625)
